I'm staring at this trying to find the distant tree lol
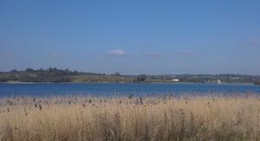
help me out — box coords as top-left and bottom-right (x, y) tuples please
(38, 68), (44, 72)
(25, 67), (34, 72)
(136, 74), (147, 82)
(10, 69), (18, 73)
(114, 72), (121, 76)
(48, 67), (58, 72)
(254, 80), (260, 85)
(73, 71), (78, 75)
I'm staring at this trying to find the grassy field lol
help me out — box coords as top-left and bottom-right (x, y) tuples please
(0, 95), (260, 141)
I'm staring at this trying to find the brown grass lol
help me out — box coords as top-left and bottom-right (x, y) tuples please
(0, 95), (260, 141)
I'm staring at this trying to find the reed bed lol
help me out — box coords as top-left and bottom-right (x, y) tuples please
(0, 95), (260, 141)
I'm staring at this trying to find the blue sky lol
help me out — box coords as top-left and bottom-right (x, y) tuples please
(0, 0), (260, 74)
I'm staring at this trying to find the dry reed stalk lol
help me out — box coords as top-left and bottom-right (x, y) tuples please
(0, 96), (260, 141)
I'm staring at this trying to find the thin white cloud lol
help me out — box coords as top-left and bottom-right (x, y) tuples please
(108, 49), (127, 56)
(49, 52), (62, 58)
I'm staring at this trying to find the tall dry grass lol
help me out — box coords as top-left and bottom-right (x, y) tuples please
(0, 95), (260, 141)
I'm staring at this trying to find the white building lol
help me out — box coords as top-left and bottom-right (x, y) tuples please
(172, 78), (180, 82)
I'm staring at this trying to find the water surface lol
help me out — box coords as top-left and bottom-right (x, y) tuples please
(0, 83), (260, 98)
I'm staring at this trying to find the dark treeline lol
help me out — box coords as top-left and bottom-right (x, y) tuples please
(174, 74), (260, 84)
(0, 68), (260, 84)
(0, 68), (134, 83)
(0, 68), (79, 83)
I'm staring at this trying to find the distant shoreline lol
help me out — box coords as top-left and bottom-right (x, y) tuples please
(1, 68), (260, 84)
(0, 81), (257, 86)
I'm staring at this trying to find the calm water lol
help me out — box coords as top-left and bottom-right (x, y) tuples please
(0, 83), (260, 98)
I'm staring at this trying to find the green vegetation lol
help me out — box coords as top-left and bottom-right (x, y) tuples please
(0, 68), (77, 83)
(0, 68), (134, 83)
(1, 68), (260, 84)
(254, 81), (260, 85)
(1, 95), (260, 140)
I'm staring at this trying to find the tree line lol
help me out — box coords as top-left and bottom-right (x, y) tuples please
(0, 68), (78, 83)
(0, 68), (260, 84)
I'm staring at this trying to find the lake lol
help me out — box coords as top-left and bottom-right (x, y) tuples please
(0, 83), (260, 98)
